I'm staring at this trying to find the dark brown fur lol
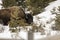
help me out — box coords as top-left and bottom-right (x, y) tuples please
(0, 9), (11, 25)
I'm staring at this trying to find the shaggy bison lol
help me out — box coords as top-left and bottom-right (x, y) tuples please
(0, 6), (33, 25)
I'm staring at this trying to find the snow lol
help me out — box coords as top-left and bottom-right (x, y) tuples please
(0, 0), (2, 9)
(0, 25), (11, 38)
(0, 0), (60, 40)
(45, 0), (60, 11)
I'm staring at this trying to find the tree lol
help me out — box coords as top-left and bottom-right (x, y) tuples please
(2, 0), (26, 9)
(2, 0), (17, 8)
(25, 0), (56, 15)
(16, 0), (25, 7)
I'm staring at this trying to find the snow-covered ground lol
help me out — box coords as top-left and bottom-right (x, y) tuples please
(34, 0), (60, 39)
(0, 0), (60, 40)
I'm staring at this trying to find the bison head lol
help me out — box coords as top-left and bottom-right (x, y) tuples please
(25, 13), (33, 24)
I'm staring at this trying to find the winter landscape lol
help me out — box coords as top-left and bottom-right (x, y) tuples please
(0, 0), (60, 40)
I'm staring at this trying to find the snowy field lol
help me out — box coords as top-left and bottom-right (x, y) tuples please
(0, 0), (60, 40)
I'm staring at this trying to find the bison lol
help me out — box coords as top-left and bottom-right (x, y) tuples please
(0, 6), (33, 26)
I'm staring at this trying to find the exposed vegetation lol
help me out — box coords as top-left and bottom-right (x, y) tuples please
(51, 6), (60, 30)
